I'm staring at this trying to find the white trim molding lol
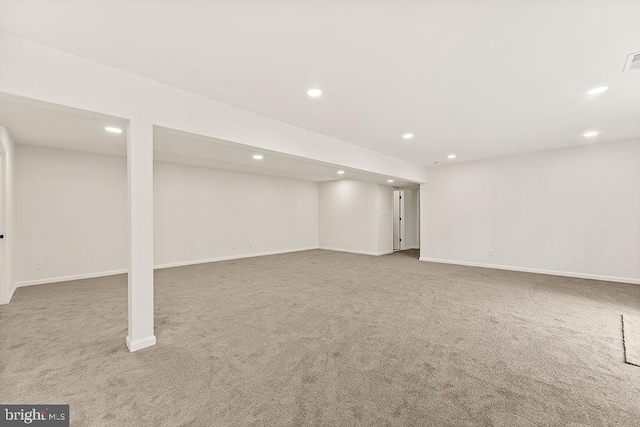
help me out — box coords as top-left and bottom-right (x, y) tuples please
(7, 282), (18, 303)
(126, 335), (156, 352)
(419, 257), (640, 285)
(376, 250), (394, 256)
(13, 247), (320, 289)
(319, 247), (393, 256)
(154, 247), (319, 270)
(15, 269), (128, 288)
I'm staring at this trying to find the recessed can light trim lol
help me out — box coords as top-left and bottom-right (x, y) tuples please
(586, 86), (608, 96)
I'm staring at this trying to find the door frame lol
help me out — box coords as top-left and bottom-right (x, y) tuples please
(392, 189), (405, 251)
(0, 144), (8, 304)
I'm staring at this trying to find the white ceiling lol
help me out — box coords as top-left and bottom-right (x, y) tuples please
(0, 94), (128, 156)
(1, 1), (639, 166)
(154, 128), (417, 187)
(0, 94), (417, 187)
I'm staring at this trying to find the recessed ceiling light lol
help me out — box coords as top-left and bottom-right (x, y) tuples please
(402, 133), (414, 139)
(252, 154), (264, 160)
(307, 88), (322, 98)
(586, 86), (608, 96)
(337, 170), (345, 175)
(105, 126), (122, 134)
(583, 130), (600, 138)
(387, 179), (394, 183)
(447, 154), (457, 159)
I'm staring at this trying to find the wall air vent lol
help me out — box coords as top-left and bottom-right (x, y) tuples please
(623, 52), (640, 73)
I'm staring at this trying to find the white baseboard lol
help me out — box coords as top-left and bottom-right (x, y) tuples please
(154, 247), (319, 270)
(9, 282), (17, 301)
(0, 282), (18, 305)
(419, 257), (640, 285)
(126, 335), (156, 352)
(319, 247), (393, 256)
(14, 247), (320, 288)
(15, 268), (128, 288)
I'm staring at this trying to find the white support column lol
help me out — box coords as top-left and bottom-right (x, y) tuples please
(126, 120), (156, 352)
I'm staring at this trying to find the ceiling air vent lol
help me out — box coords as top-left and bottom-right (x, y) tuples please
(623, 52), (640, 72)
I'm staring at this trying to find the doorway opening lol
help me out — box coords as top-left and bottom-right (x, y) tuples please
(391, 187), (420, 259)
(393, 189), (404, 251)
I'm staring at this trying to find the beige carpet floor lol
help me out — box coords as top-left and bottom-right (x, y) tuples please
(1, 249), (639, 426)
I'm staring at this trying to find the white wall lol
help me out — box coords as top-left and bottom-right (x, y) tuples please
(0, 127), (16, 304)
(14, 145), (128, 285)
(154, 162), (318, 267)
(319, 180), (393, 255)
(421, 139), (640, 283)
(14, 145), (319, 285)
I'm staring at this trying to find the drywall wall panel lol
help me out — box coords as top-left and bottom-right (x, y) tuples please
(421, 139), (640, 282)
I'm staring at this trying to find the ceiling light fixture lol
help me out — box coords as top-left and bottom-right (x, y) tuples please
(252, 154), (264, 160)
(337, 170), (345, 175)
(402, 133), (414, 139)
(447, 154), (457, 159)
(586, 86), (608, 96)
(307, 88), (322, 98)
(582, 130), (600, 138)
(387, 179), (394, 183)
(105, 126), (122, 134)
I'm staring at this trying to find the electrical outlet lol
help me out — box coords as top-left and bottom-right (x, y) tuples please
(341, 239), (346, 244)
(231, 244), (236, 250)
(489, 250), (494, 256)
(36, 261), (44, 269)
